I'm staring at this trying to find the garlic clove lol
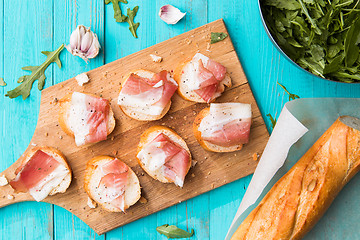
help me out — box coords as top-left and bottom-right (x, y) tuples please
(66, 25), (101, 63)
(159, 5), (186, 25)
(80, 31), (93, 52)
(86, 40), (100, 59)
(69, 27), (79, 50)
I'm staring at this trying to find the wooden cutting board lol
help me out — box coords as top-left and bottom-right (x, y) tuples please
(0, 19), (269, 235)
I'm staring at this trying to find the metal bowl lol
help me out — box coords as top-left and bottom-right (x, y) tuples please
(258, 0), (355, 84)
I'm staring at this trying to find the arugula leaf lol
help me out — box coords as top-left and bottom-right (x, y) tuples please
(0, 78), (6, 86)
(105, 0), (128, 22)
(5, 44), (64, 100)
(264, 0), (301, 10)
(344, 16), (360, 67)
(126, 6), (140, 38)
(277, 82), (300, 101)
(156, 224), (194, 239)
(211, 32), (228, 44)
(266, 113), (277, 130)
(261, 0), (360, 82)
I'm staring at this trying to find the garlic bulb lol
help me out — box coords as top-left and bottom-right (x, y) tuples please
(66, 25), (101, 62)
(159, 5), (186, 25)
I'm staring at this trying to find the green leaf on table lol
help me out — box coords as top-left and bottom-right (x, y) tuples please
(105, 0), (128, 22)
(156, 224), (194, 239)
(277, 82), (300, 101)
(266, 113), (277, 130)
(210, 32), (228, 44)
(5, 44), (64, 100)
(0, 78), (6, 86)
(126, 6), (140, 38)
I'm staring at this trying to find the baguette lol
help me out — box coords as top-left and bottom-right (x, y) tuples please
(84, 156), (141, 212)
(10, 146), (72, 202)
(231, 116), (360, 240)
(136, 126), (192, 187)
(59, 92), (115, 146)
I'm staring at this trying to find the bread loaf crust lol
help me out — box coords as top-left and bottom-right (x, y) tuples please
(231, 116), (360, 240)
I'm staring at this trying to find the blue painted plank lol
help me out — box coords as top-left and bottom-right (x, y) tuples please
(0, 0), (54, 239)
(52, 0), (105, 239)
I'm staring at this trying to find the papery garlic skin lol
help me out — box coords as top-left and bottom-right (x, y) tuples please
(66, 25), (101, 62)
(159, 5), (186, 25)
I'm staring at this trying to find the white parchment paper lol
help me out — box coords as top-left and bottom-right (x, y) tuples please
(226, 98), (360, 240)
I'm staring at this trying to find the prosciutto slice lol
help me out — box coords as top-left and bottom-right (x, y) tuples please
(199, 103), (252, 147)
(187, 53), (228, 103)
(137, 133), (190, 187)
(10, 150), (70, 202)
(118, 71), (178, 116)
(10, 150), (61, 192)
(98, 159), (129, 212)
(69, 92), (110, 146)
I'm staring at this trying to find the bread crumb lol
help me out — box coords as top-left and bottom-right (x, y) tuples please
(191, 160), (197, 167)
(150, 54), (162, 63)
(141, 173), (144, 176)
(208, 171), (211, 175)
(7, 194), (14, 200)
(191, 173), (195, 177)
(31, 143), (37, 146)
(185, 38), (192, 45)
(139, 196), (148, 204)
(45, 132), (48, 137)
(252, 153), (259, 161)
(0, 175), (8, 186)
(211, 183), (215, 189)
(87, 197), (97, 209)
(75, 73), (90, 86)
(111, 136), (115, 141)
(59, 136), (63, 139)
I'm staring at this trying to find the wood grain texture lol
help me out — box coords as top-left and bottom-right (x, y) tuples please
(0, 19), (268, 235)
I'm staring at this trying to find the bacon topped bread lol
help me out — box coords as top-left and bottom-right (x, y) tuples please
(84, 156), (141, 212)
(59, 92), (116, 147)
(136, 126), (192, 187)
(193, 103), (252, 152)
(10, 146), (72, 202)
(174, 53), (232, 103)
(117, 69), (178, 121)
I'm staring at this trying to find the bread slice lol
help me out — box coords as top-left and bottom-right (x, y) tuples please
(173, 57), (232, 103)
(136, 126), (192, 186)
(13, 146), (72, 199)
(193, 107), (243, 152)
(58, 92), (115, 145)
(84, 156), (141, 212)
(118, 69), (172, 121)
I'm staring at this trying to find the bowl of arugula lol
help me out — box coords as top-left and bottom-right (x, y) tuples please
(259, 0), (360, 83)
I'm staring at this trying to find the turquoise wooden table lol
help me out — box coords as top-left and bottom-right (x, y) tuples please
(1, 0), (360, 239)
